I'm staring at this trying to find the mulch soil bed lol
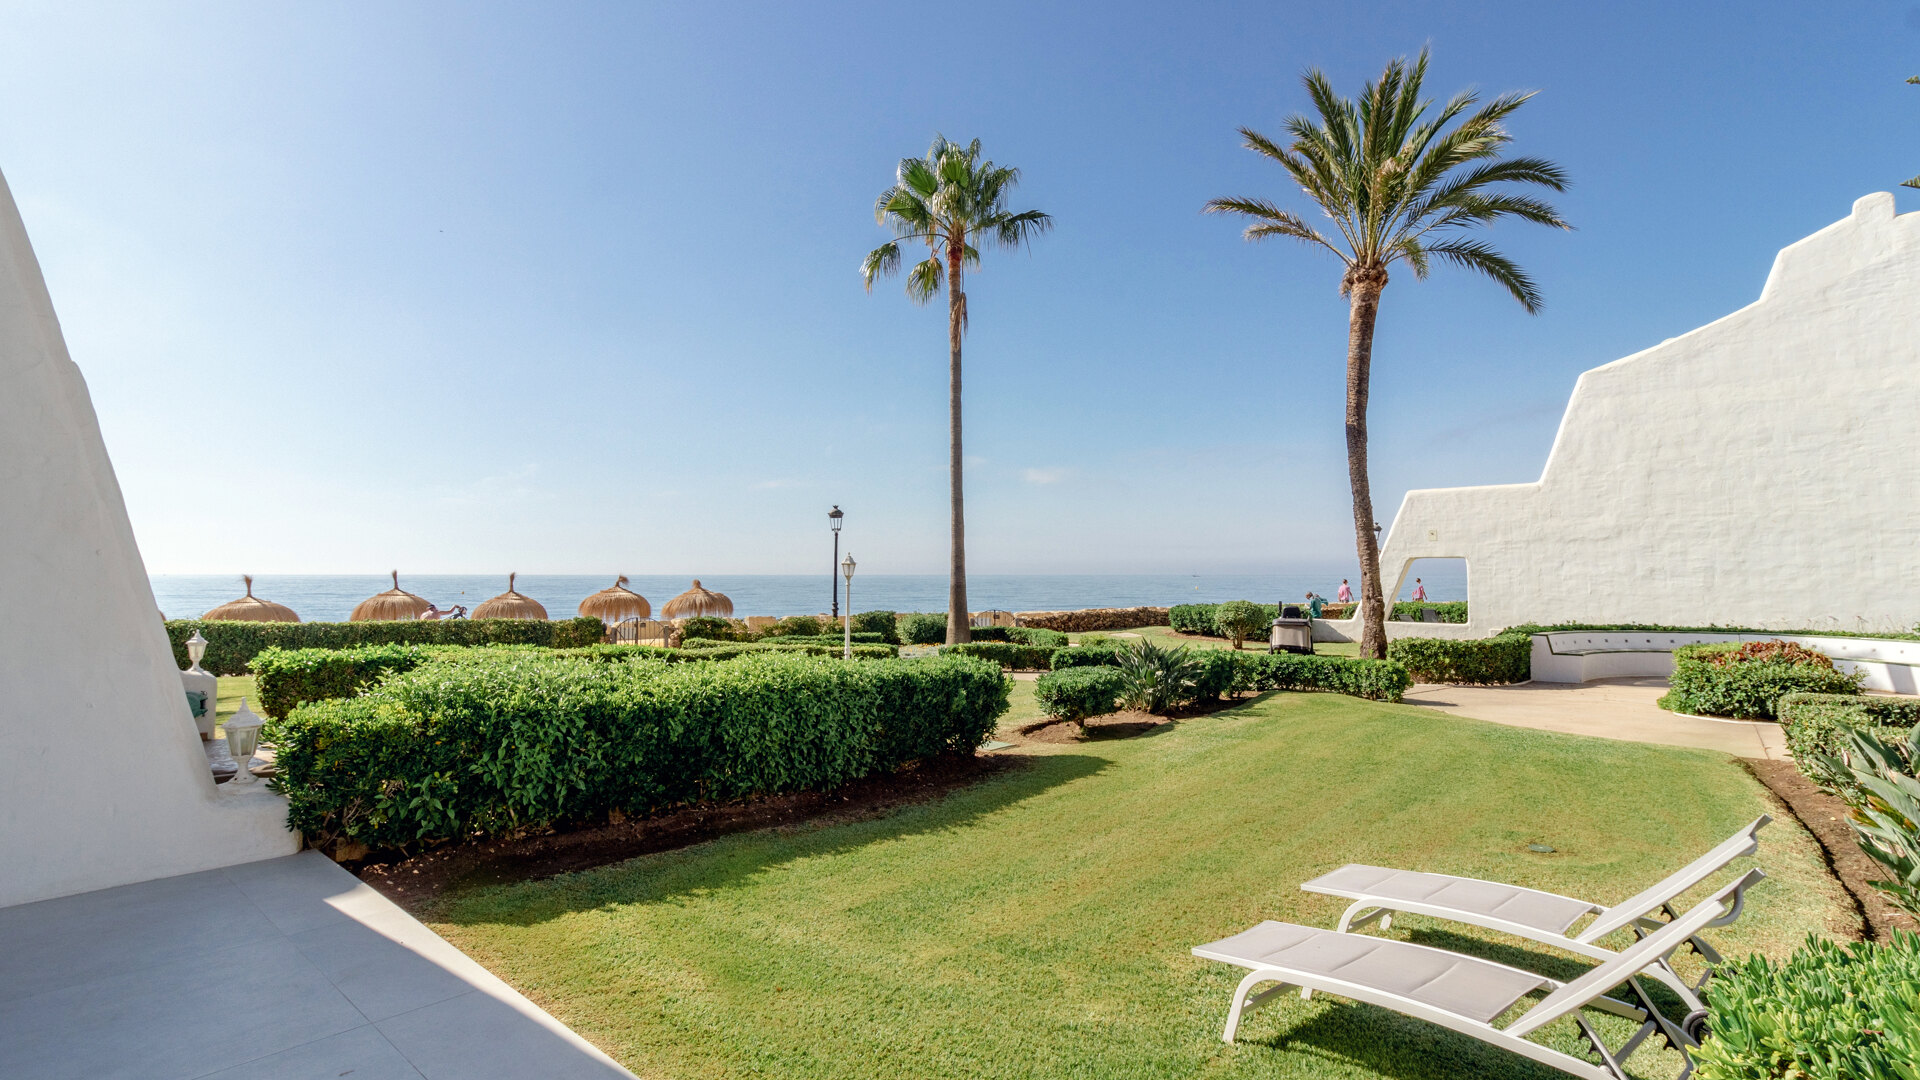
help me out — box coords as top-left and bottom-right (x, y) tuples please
(1746, 757), (1918, 941)
(357, 752), (1017, 912)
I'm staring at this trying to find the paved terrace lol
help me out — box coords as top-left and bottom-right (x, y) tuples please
(0, 850), (635, 1080)
(1401, 676), (1789, 759)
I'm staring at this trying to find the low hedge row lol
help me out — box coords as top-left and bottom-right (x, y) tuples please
(1388, 631), (1532, 684)
(966, 626), (1069, 647)
(943, 642), (1061, 670)
(682, 611), (903, 645)
(1659, 642), (1862, 720)
(1693, 933), (1920, 1079)
(167, 617), (607, 676)
(1779, 692), (1920, 768)
(1050, 645), (1127, 669)
(1033, 667), (1128, 727)
(1170, 603), (1280, 637)
(1390, 600), (1468, 623)
(1050, 645), (1409, 704)
(253, 644), (437, 718)
(676, 641), (899, 661)
(272, 652), (1010, 851)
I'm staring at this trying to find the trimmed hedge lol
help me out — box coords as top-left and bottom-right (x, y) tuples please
(967, 625), (1070, 647)
(167, 616), (607, 676)
(1390, 600), (1468, 623)
(1388, 631), (1532, 684)
(1779, 692), (1920, 770)
(899, 613), (948, 646)
(675, 640), (899, 661)
(1659, 642), (1862, 720)
(1692, 933), (1920, 1079)
(253, 644), (436, 719)
(944, 642), (1060, 670)
(1233, 652), (1412, 702)
(739, 632), (889, 647)
(1033, 667), (1127, 728)
(1050, 645), (1128, 670)
(1170, 603), (1278, 637)
(272, 652), (1009, 851)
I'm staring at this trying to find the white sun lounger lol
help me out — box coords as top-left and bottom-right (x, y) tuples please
(1297, 816), (1769, 1011)
(1193, 869), (1762, 1079)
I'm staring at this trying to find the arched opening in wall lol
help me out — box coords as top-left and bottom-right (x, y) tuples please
(1390, 558), (1469, 623)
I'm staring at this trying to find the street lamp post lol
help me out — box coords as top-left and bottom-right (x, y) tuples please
(829, 505), (844, 617)
(841, 553), (856, 659)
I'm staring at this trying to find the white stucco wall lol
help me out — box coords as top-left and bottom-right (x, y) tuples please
(0, 167), (295, 908)
(1317, 192), (1920, 641)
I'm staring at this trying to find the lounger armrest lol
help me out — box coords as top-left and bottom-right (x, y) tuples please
(1576, 815), (1770, 943)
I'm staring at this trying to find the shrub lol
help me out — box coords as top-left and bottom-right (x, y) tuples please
(944, 642), (1060, 670)
(1389, 600), (1468, 623)
(769, 615), (825, 638)
(1007, 626), (1067, 647)
(252, 644), (434, 719)
(679, 616), (742, 642)
(1050, 644), (1128, 670)
(1169, 604), (1219, 635)
(1659, 641), (1863, 720)
(1780, 693), (1920, 770)
(675, 641), (898, 661)
(1214, 601), (1267, 649)
(735, 633), (889, 647)
(1234, 653), (1412, 702)
(1388, 632), (1532, 684)
(1190, 649), (1241, 701)
(272, 652), (1009, 851)
(166, 616), (608, 676)
(1033, 667), (1127, 731)
(1113, 639), (1201, 714)
(1691, 933), (1920, 1079)
(900, 613), (947, 645)
(851, 610), (900, 644)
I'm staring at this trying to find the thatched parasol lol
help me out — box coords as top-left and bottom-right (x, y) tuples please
(202, 575), (300, 623)
(662, 579), (733, 619)
(349, 570), (432, 622)
(472, 572), (548, 621)
(578, 575), (651, 623)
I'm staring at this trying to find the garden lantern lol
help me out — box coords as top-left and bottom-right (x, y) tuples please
(829, 505), (844, 617)
(185, 630), (209, 675)
(841, 553), (856, 659)
(223, 698), (264, 788)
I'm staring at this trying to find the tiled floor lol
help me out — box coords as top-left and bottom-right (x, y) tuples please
(0, 851), (636, 1080)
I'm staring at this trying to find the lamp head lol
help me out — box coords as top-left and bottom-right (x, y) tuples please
(841, 553), (855, 580)
(186, 630), (209, 671)
(828, 505), (843, 533)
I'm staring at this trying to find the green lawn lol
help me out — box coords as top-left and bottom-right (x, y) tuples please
(213, 674), (257, 735)
(428, 690), (1847, 1080)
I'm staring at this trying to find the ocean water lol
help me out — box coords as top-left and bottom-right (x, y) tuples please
(151, 567), (1467, 623)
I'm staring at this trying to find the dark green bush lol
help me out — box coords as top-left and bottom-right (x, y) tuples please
(1007, 626), (1067, 647)
(851, 610), (900, 644)
(166, 616), (607, 676)
(1050, 645), (1127, 670)
(741, 633), (889, 647)
(1214, 601), (1268, 648)
(272, 652), (1009, 851)
(900, 613), (947, 646)
(944, 642), (1060, 670)
(253, 644), (434, 718)
(1691, 933), (1920, 1079)
(767, 615), (824, 637)
(1033, 667), (1127, 730)
(679, 616), (742, 642)
(1660, 642), (1862, 720)
(1780, 693), (1920, 768)
(1388, 632), (1532, 684)
(1235, 653), (1412, 702)
(1169, 604), (1220, 635)
(676, 640), (898, 661)
(1389, 600), (1468, 623)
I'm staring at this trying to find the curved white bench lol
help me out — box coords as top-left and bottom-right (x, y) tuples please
(1532, 631), (1920, 692)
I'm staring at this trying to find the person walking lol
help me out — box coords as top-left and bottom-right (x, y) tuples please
(1412, 578), (1427, 602)
(1337, 579), (1352, 603)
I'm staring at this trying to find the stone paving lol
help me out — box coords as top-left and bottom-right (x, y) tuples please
(1400, 676), (1789, 759)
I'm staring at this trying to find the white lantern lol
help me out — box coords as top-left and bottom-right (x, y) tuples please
(223, 698), (265, 787)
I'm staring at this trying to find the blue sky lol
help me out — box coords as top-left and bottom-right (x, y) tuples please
(3, 1), (1915, 575)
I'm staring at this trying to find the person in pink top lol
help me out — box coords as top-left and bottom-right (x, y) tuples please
(1336, 579), (1352, 603)
(1412, 578), (1427, 601)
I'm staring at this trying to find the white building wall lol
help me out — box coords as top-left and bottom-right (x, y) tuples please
(0, 168), (294, 908)
(1318, 192), (1920, 641)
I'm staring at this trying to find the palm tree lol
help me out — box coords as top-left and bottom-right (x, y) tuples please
(862, 136), (1051, 644)
(1205, 50), (1569, 659)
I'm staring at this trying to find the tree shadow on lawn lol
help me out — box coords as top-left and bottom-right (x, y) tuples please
(427, 750), (1115, 926)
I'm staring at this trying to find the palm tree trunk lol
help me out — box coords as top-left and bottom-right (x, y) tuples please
(1344, 271), (1388, 660)
(946, 248), (970, 645)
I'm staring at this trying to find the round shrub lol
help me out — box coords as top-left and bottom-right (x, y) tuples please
(770, 615), (825, 637)
(900, 612), (948, 645)
(1659, 640), (1863, 720)
(1213, 601), (1267, 649)
(1033, 667), (1126, 731)
(679, 616), (739, 641)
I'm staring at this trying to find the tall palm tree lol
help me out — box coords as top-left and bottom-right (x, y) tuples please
(862, 136), (1051, 644)
(1205, 50), (1569, 659)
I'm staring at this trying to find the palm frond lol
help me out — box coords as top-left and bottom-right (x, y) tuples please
(860, 242), (900, 291)
(904, 257), (944, 303)
(1426, 237), (1542, 311)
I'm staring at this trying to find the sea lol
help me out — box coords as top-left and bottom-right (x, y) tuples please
(151, 568), (1468, 623)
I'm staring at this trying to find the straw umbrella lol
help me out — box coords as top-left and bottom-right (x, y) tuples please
(350, 570), (432, 622)
(577, 575), (651, 624)
(662, 579), (733, 619)
(473, 572), (549, 621)
(202, 575), (300, 623)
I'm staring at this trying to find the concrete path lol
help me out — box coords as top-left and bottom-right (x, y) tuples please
(0, 850), (635, 1080)
(1399, 677), (1789, 760)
